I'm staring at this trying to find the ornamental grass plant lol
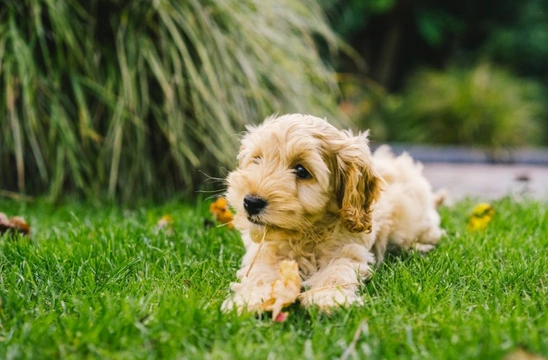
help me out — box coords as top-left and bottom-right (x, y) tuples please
(0, 0), (341, 201)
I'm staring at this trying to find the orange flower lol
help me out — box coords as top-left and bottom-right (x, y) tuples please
(209, 198), (234, 229)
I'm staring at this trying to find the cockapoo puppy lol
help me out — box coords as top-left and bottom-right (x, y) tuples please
(222, 114), (444, 313)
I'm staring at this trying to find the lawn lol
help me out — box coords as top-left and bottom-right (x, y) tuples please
(1, 197), (547, 359)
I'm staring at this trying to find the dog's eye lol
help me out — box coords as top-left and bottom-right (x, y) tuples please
(294, 164), (312, 179)
(252, 156), (262, 164)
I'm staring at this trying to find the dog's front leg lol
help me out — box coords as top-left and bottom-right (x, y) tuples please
(300, 244), (375, 311)
(221, 244), (280, 314)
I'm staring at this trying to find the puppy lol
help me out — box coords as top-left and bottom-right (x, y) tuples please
(222, 114), (444, 313)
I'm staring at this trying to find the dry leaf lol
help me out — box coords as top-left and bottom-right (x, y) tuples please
(209, 198), (234, 229)
(0, 212), (30, 236)
(156, 214), (174, 234)
(502, 348), (546, 360)
(157, 214), (173, 228)
(261, 260), (301, 321)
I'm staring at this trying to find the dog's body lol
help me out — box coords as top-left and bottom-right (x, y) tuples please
(222, 114), (444, 312)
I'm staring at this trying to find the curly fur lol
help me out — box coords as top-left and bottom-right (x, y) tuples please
(222, 114), (444, 313)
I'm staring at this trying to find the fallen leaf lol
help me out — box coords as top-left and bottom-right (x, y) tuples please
(157, 214), (173, 228)
(502, 348), (546, 360)
(156, 214), (174, 235)
(0, 212), (30, 236)
(261, 260), (301, 321)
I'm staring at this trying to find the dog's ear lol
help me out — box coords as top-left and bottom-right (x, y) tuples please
(336, 133), (382, 233)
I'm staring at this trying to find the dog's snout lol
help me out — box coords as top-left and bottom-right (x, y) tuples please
(243, 195), (267, 215)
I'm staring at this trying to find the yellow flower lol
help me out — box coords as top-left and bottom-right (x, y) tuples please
(467, 203), (495, 231)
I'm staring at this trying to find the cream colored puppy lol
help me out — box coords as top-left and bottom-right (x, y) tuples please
(222, 114), (444, 313)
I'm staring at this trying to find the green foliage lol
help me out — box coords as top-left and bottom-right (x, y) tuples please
(0, 0), (341, 201)
(337, 74), (390, 140)
(324, 0), (548, 101)
(0, 198), (547, 358)
(481, 0), (548, 80)
(390, 63), (546, 153)
(416, 9), (464, 47)
(323, 0), (396, 40)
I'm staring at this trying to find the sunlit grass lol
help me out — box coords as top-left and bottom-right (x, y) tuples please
(0, 197), (546, 359)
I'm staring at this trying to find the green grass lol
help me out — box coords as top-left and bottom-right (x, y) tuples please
(1, 198), (547, 359)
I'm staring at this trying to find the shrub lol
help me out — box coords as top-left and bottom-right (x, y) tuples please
(391, 63), (546, 155)
(337, 74), (390, 141)
(0, 0), (341, 201)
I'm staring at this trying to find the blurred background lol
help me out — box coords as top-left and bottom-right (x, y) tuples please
(1, 0), (547, 202)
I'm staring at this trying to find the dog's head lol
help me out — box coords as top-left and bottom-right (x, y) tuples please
(226, 114), (382, 241)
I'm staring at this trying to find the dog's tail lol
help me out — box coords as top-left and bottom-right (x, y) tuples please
(373, 145), (450, 208)
(433, 188), (449, 208)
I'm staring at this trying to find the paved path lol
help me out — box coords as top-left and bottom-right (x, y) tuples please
(422, 163), (548, 201)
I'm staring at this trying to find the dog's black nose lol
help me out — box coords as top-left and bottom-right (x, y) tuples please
(243, 195), (267, 215)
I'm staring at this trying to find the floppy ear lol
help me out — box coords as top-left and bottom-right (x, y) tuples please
(336, 133), (383, 233)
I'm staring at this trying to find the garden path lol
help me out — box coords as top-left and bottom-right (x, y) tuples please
(423, 163), (548, 201)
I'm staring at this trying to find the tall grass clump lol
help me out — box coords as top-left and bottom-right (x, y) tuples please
(390, 63), (546, 157)
(0, 0), (341, 201)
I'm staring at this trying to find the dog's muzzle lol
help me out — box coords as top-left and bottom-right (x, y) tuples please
(243, 195), (267, 216)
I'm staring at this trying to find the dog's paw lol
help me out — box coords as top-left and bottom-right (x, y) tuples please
(221, 297), (239, 313)
(220, 282), (271, 314)
(221, 294), (265, 314)
(300, 287), (363, 312)
(221, 296), (257, 315)
(413, 243), (436, 253)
